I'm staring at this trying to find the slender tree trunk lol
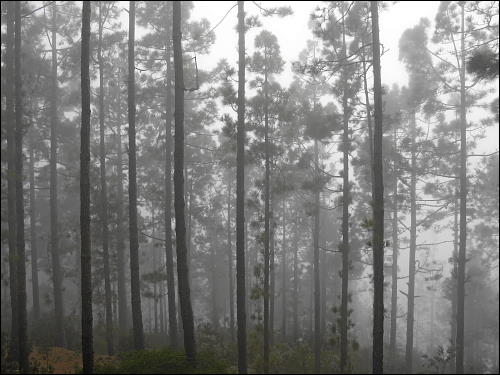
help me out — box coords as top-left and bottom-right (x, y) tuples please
(116, 115), (128, 335)
(450, 191), (458, 373)
(263, 58), (271, 375)
(14, 3), (28, 371)
(456, 4), (467, 373)
(236, 2), (248, 358)
(80, 3), (93, 372)
(29, 133), (40, 320)
(270, 197), (275, 347)
(128, 0), (145, 350)
(293, 209), (299, 342)
(313, 139), (321, 374)
(164, 9), (178, 348)
(390, 127), (398, 363)
(227, 176), (235, 341)
(50, 2), (66, 347)
(210, 235), (218, 328)
(405, 111), (417, 374)
(340, 17), (350, 370)
(98, 2), (114, 355)
(159, 271), (165, 334)
(173, 1), (196, 362)
(371, 2), (385, 373)
(153, 206), (158, 334)
(281, 198), (287, 340)
(6, 2), (18, 364)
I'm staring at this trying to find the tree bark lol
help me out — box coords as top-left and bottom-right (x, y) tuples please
(50, 2), (66, 347)
(405, 111), (417, 374)
(6, 2), (18, 364)
(371, 2), (385, 373)
(128, 0), (145, 350)
(173, 1), (196, 362)
(15, 2), (28, 371)
(227, 175), (235, 340)
(263, 57), (271, 375)
(390, 126), (398, 364)
(80, 2), (94, 372)
(293, 208), (299, 342)
(164, 6), (178, 347)
(281, 198), (287, 340)
(29, 132), (40, 321)
(236, 2), (248, 361)
(313, 139), (321, 374)
(340, 17), (350, 371)
(116, 110), (128, 336)
(98, 1), (114, 355)
(456, 4), (467, 373)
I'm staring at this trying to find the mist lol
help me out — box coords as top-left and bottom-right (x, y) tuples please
(1, 1), (498, 374)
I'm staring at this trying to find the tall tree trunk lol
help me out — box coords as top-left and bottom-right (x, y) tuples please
(50, 2), (66, 347)
(210, 232), (218, 329)
(6, 2), (18, 364)
(98, 1), (114, 355)
(227, 176), (235, 341)
(128, 0), (145, 350)
(371, 2), (385, 373)
(263, 59), (271, 375)
(281, 198), (287, 340)
(29, 132), (40, 320)
(116, 114), (128, 335)
(236, 1), (248, 360)
(340, 17), (350, 370)
(14, 3), (28, 371)
(390, 127), (398, 364)
(164, 8), (178, 348)
(152, 206), (158, 334)
(80, 3), (93, 372)
(173, 1), (196, 362)
(405, 111), (417, 374)
(270, 197), (275, 347)
(293, 208), (299, 342)
(313, 139), (321, 374)
(456, 4), (467, 373)
(450, 191), (458, 373)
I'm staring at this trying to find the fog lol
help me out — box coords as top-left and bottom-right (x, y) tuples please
(1, 1), (498, 374)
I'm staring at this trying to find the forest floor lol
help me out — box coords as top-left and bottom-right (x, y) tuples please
(29, 346), (116, 373)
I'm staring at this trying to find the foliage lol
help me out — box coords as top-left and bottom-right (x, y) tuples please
(93, 347), (230, 374)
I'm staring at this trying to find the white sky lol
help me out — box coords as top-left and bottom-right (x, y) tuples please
(190, 1), (441, 88)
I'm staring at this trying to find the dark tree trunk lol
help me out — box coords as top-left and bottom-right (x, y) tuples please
(293, 209), (299, 342)
(405, 111), (417, 374)
(313, 139), (321, 374)
(456, 4), (467, 373)
(152, 206), (158, 334)
(236, 2), (248, 364)
(263, 61), (271, 375)
(371, 2), (385, 373)
(98, 1), (114, 356)
(116, 114), (128, 336)
(340, 18), (350, 370)
(164, 5), (178, 347)
(227, 176), (235, 341)
(29, 133), (40, 320)
(450, 192), (458, 373)
(281, 198), (287, 340)
(6, 2), (18, 364)
(128, 0), (145, 350)
(50, 2), (66, 347)
(14, 3), (28, 371)
(390, 127), (398, 364)
(80, 2), (94, 372)
(173, 1), (196, 362)
(270, 198), (275, 347)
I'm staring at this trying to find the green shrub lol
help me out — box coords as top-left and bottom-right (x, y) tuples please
(94, 347), (231, 374)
